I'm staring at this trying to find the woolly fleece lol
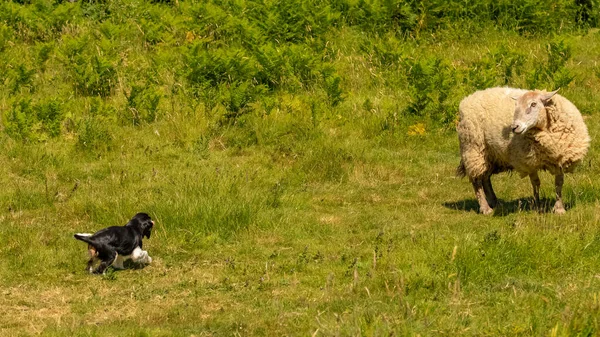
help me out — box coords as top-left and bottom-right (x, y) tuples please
(457, 87), (590, 179)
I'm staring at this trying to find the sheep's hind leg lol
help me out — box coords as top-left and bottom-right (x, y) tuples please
(553, 173), (566, 214)
(483, 175), (497, 208)
(529, 172), (541, 212)
(472, 178), (493, 215)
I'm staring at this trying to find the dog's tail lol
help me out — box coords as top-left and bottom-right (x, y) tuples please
(74, 233), (95, 245)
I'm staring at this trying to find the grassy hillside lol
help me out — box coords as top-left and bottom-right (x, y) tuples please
(2, 0), (600, 335)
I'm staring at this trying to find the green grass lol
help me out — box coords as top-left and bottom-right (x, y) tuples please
(2, 117), (600, 335)
(2, 0), (600, 335)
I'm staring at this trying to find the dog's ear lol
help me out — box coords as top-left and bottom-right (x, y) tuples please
(141, 219), (153, 239)
(128, 213), (153, 239)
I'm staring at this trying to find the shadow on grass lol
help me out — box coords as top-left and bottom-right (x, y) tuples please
(120, 260), (150, 270)
(94, 261), (150, 278)
(443, 197), (568, 216)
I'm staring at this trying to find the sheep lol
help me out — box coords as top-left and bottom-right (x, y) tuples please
(456, 87), (590, 215)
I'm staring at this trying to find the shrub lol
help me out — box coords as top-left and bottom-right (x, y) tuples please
(221, 81), (266, 116)
(3, 98), (65, 142)
(576, 0), (597, 26)
(9, 63), (36, 94)
(185, 44), (257, 87)
(333, 0), (419, 35)
(322, 70), (344, 107)
(486, 0), (578, 34)
(249, 0), (335, 43)
(35, 99), (64, 139)
(464, 44), (525, 90)
(125, 85), (162, 125)
(1, 0), (598, 145)
(253, 43), (289, 90)
(403, 56), (456, 124)
(464, 58), (498, 91)
(35, 41), (54, 72)
(3, 99), (36, 141)
(526, 40), (575, 90)
(286, 44), (322, 88)
(361, 36), (405, 69)
(490, 45), (525, 85)
(0, 23), (12, 53)
(76, 116), (114, 152)
(139, 17), (166, 46)
(333, 0), (590, 36)
(46, 2), (80, 35)
(71, 53), (117, 98)
(61, 34), (118, 98)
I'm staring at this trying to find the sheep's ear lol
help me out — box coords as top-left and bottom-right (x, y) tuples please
(541, 89), (559, 103)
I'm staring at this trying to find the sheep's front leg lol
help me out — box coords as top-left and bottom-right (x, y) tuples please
(554, 173), (566, 214)
(472, 178), (493, 215)
(529, 172), (541, 212)
(483, 175), (497, 208)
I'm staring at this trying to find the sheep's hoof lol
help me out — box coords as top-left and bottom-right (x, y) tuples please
(480, 207), (494, 215)
(553, 206), (566, 215)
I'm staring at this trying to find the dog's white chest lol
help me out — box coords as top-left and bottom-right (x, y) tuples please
(113, 247), (152, 269)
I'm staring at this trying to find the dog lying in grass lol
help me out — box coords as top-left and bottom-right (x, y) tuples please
(74, 213), (154, 274)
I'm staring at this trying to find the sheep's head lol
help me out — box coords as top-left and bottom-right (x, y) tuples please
(510, 89), (559, 134)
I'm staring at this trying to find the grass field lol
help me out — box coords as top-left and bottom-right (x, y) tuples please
(2, 1), (600, 336)
(2, 117), (600, 336)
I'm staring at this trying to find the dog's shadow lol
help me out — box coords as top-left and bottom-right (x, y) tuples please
(443, 197), (567, 216)
(109, 260), (150, 272)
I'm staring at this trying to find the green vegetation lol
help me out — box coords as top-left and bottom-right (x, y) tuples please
(1, 0), (600, 335)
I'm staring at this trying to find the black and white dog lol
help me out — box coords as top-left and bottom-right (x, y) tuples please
(74, 212), (154, 274)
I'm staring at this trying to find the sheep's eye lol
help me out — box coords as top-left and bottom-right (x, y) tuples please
(530, 102), (537, 107)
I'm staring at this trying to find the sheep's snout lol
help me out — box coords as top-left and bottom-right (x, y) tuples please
(511, 122), (525, 134)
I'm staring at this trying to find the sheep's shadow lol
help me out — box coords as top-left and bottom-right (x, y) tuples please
(443, 197), (569, 216)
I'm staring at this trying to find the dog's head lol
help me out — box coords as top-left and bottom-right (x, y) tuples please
(128, 212), (154, 239)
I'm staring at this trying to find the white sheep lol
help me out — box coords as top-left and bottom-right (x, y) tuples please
(456, 87), (590, 215)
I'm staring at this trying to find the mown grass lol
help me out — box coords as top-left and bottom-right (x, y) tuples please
(2, 0), (600, 336)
